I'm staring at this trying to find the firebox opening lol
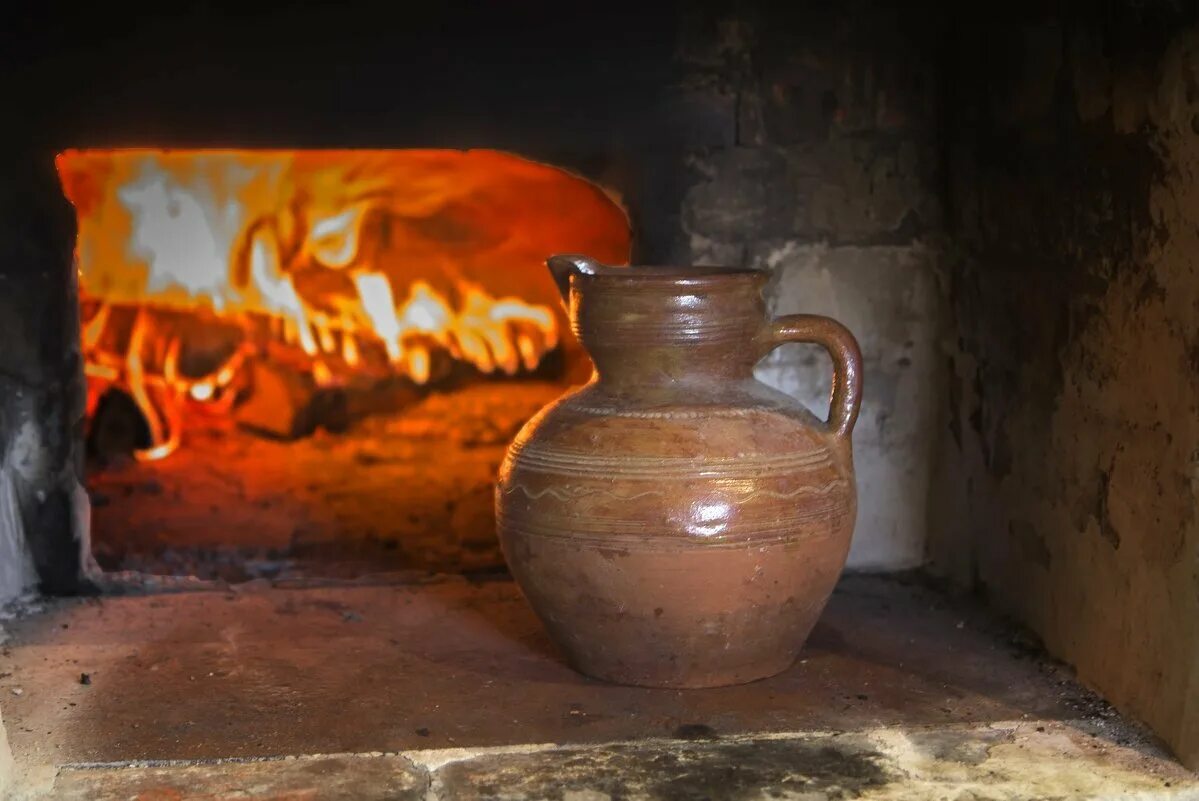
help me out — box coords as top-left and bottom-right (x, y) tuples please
(60, 148), (631, 581)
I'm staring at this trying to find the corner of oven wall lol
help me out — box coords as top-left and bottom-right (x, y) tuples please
(0, 147), (96, 601)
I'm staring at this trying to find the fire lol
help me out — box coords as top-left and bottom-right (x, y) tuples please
(59, 149), (630, 460)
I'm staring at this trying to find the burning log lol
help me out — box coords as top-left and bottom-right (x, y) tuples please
(398, 332), (456, 386)
(233, 333), (433, 438)
(82, 293), (568, 459)
(233, 359), (328, 439)
(81, 304), (247, 460)
(87, 388), (151, 462)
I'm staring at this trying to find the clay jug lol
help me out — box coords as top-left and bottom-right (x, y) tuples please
(496, 255), (863, 688)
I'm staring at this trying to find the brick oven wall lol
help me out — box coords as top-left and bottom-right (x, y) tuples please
(927, 4), (1199, 768)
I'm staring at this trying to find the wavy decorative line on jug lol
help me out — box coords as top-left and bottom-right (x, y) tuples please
(501, 478), (848, 503)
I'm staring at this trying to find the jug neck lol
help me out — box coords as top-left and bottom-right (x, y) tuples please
(567, 267), (770, 389)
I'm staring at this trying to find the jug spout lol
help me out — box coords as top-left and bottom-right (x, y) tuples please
(547, 254), (606, 305)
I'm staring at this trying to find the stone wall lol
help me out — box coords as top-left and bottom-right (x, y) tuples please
(0, 145), (94, 602)
(672, 4), (947, 569)
(927, 5), (1199, 768)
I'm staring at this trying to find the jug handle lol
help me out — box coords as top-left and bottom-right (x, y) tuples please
(547, 254), (605, 306)
(766, 315), (863, 442)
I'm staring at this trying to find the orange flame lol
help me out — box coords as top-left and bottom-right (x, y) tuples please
(59, 149), (630, 459)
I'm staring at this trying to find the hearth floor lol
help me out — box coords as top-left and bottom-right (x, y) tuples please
(1, 575), (1194, 799)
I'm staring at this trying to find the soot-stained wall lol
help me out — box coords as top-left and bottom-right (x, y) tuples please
(928, 4), (1199, 768)
(0, 152), (93, 600)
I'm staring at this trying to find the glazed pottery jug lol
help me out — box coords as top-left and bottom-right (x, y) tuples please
(496, 255), (863, 688)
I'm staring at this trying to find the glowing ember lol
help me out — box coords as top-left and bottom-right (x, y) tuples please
(59, 149), (630, 459)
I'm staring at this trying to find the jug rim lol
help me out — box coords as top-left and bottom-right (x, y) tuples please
(573, 265), (767, 283)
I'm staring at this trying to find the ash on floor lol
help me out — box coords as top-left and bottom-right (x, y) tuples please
(87, 381), (566, 582)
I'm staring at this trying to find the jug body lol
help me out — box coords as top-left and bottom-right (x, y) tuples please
(496, 258), (862, 688)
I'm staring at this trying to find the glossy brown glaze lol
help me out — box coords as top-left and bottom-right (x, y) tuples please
(496, 255), (863, 688)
